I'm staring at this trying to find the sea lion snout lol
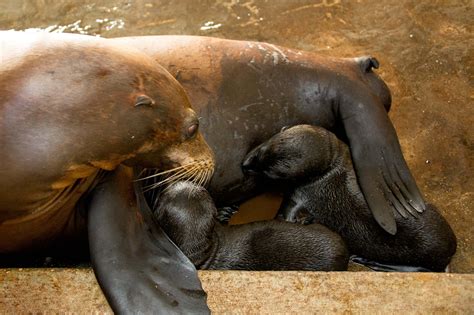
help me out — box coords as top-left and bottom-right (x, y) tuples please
(241, 144), (268, 175)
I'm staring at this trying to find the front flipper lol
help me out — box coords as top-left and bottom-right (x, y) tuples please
(216, 205), (239, 225)
(279, 197), (314, 225)
(350, 256), (432, 272)
(341, 92), (425, 235)
(88, 166), (209, 314)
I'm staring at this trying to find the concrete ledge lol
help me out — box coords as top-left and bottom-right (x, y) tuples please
(1, 269), (473, 313)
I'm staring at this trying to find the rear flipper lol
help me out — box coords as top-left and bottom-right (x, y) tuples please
(341, 90), (425, 235)
(350, 256), (432, 272)
(88, 166), (209, 314)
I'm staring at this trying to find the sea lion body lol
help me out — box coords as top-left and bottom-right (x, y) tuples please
(1, 31), (214, 313)
(242, 125), (457, 271)
(113, 35), (424, 234)
(155, 181), (349, 271)
(0, 31), (213, 253)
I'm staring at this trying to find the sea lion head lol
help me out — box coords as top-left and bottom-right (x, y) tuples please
(0, 33), (215, 192)
(155, 181), (215, 221)
(122, 65), (215, 185)
(241, 125), (337, 181)
(81, 43), (217, 185)
(154, 181), (216, 259)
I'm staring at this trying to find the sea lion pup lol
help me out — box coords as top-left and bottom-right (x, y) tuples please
(242, 125), (457, 272)
(0, 31), (214, 313)
(154, 181), (349, 271)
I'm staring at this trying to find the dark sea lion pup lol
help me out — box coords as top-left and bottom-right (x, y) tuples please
(154, 181), (349, 271)
(242, 125), (457, 272)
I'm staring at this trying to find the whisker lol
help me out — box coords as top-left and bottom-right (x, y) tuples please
(195, 171), (204, 188)
(136, 168), (147, 178)
(206, 168), (213, 182)
(154, 164), (202, 187)
(166, 169), (200, 189)
(134, 162), (200, 182)
(204, 169), (212, 186)
(135, 167), (183, 182)
(202, 167), (213, 187)
(162, 167), (200, 194)
(141, 172), (180, 192)
(144, 173), (196, 193)
(185, 168), (203, 197)
(142, 166), (200, 193)
(140, 159), (214, 208)
(197, 169), (207, 187)
(188, 167), (202, 185)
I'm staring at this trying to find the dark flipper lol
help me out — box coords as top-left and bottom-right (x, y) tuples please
(279, 197), (314, 225)
(341, 92), (425, 235)
(350, 256), (432, 272)
(216, 204), (239, 224)
(88, 166), (209, 314)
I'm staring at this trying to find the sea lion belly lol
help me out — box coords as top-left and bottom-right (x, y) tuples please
(0, 172), (100, 253)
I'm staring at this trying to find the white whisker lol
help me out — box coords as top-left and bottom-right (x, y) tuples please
(197, 169), (207, 187)
(134, 162), (200, 182)
(140, 158), (214, 208)
(142, 166), (200, 192)
(204, 168), (212, 186)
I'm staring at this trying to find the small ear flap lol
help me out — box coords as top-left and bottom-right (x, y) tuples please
(281, 125), (291, 132)
(356, 56), (380, 73)
(135, 95), (155, 107)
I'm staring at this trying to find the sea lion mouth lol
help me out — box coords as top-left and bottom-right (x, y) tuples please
(134, 159), (215, 211)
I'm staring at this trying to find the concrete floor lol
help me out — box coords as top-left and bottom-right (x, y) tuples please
(2, 269), (473, 313)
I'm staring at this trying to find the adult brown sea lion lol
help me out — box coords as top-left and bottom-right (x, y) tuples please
(154, 181), (349, 271)
(0, 31), (214, 314)
(241, 125), (457, 272)
(112, 35), (425, 235)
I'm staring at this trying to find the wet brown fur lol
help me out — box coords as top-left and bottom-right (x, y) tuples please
(0, 32), (214, 253)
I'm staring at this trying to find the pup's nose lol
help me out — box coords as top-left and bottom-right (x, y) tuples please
(241, 156), (255, 173)
(241, 151), (259, 174)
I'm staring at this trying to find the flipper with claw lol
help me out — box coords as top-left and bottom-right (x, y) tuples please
(216, 204), (239, 224)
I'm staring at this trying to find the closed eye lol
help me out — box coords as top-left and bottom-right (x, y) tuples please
(186, 122), (199, 139)
(135, 95), (155, 107)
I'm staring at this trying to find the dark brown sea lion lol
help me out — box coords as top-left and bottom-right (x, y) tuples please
(155, 181), (349, 271)
(112, 35), (425, 235)
(242, 125), (457, 272)
(0, 31), (214, 314)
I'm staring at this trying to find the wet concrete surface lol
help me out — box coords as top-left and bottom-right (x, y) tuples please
(2, 268), (473, 313)
(0, 1), (472, 273)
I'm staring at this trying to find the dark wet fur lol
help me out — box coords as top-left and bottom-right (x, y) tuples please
(155, 181), (349, 271)
(243, 125), (457, 272)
